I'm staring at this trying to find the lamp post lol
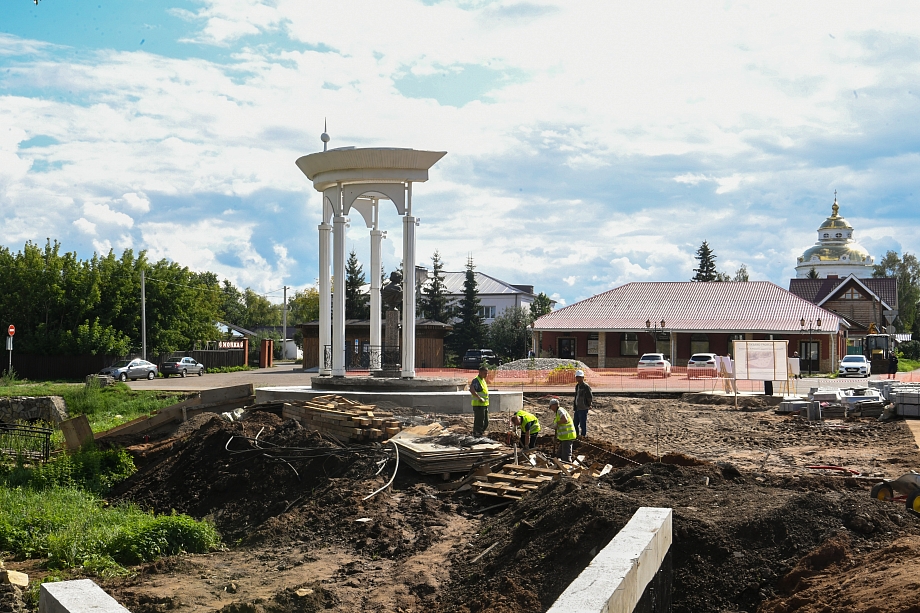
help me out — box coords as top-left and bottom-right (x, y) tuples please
(645, 319), (667, 356)
(799, 317), (822, 377)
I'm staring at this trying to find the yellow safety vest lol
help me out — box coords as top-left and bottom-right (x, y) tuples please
(515, 410), (541, 434)
(471, 376), (489, 406)
(553, 408), (577, 441)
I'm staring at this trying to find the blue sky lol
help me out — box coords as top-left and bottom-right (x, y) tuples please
(2, 1), (919, 307)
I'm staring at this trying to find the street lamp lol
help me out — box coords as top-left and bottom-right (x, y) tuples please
(799, 316), (822, 377)
(645, 319), (667, 357)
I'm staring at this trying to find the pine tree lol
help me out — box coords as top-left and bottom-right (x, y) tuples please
(449, 256), (485, 357)
(692, 241), (719, 282)
(530, 292), (553, 318)
(807, 267), (820, 279)
(420, 251), (450, 322)
(345, 249), (369, 320)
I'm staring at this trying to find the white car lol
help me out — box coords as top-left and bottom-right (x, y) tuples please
(838, 355), (871, 378)
(637, 353), (671, 378)
(687, 353), (718, 378)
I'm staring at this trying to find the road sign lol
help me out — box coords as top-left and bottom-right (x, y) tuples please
(7, 325), (13, 336)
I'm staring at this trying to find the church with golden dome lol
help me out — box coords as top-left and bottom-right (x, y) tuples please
(795, 195), (874, 278)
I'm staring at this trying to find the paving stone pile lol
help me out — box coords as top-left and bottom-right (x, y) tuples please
(497, 358), (589, 372)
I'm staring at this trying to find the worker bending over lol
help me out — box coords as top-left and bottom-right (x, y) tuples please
(549, 397), (577, 462)
(511, 409), (541, 449)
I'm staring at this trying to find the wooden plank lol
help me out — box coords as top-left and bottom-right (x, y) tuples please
(199, 384), (254, 405)
(485, 472), (548, 486)
(501, 465), (563, 478)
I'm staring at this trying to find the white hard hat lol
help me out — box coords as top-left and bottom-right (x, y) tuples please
(575, 370), (585, 377)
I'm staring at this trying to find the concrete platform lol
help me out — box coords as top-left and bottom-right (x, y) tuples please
(310, 375), (466, 392)
(256, 386), (523, 414)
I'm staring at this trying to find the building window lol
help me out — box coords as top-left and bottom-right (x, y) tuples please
(690, 333), (709, 354)
(621, 333), (638, 356)
(823, 233), (829, 238)
(587, 333), (599, 355)
(836, 232), (842, 238)
(842, 288), (861, 300)
(478, 306), (496, 319)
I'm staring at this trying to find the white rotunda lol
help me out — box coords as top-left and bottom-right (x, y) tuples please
(795, 196), (874, 278)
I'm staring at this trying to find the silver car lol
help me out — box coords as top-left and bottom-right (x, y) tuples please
(100, 359), (159, 381)
(161, 356), (205, 378)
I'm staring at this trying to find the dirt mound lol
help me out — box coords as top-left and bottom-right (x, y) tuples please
(436, 462), (920, 613)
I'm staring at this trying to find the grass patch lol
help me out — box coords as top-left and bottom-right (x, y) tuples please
(0, 380), (184, 433)
(899, 358), (920, 372)
(0, 486), (220, 572)
(0, 446), (136, 496)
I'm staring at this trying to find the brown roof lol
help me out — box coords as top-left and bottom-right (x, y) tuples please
(788, 276), (897, 309)
(533, 281), (844, 333)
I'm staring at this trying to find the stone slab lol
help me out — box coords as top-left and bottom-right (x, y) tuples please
(39, 579), (129, 613)
(546, 507), (672, 613)
(0, 570), (28, 588)
(255, 386), (523, 415)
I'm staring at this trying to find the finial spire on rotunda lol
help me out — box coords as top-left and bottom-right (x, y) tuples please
(321, 118), (330, 152)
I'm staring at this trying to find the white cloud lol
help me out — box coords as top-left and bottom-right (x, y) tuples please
(83, 201), (134, 228)
(73, 218), (96, 235)
(122, 192), (150, 213)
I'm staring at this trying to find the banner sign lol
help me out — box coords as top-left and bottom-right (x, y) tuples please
(218, 340), (244, 349)
(733, 340), (789, 381)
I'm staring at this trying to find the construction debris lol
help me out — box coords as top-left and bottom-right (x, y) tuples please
(281, 394), (402, 443)
(391, 424), (508, 474)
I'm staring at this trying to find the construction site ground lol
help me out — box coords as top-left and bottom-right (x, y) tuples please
(9, 393), (920, 613)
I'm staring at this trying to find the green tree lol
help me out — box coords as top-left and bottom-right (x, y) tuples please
(288, 286), (320, 323)
(420, 251), (450, 322)
(530, 292), (553, 319)
(345, 249), (369, 320)
(692, 241), (719, 282)
(449, 256), (486, 357)
(218, 280), (246, 327)
(488, 306), (532, 361)
(873, 250), (920, 335)
(807, 267), (820, 279)
(240, 288), (280, 329)
(733, 264), (750, 282)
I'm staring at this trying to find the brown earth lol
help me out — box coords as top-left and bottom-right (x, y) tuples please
(6, 394), (920, 613)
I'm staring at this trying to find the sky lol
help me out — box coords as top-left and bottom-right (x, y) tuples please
(2, 1), (920, 308)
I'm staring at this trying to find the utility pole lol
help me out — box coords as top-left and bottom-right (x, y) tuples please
(141, 268), (147, 360)
(282, 285), (288, 360)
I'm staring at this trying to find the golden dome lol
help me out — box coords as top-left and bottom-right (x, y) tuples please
(817, 197), (853, 231)
(798, 243), (870, 263)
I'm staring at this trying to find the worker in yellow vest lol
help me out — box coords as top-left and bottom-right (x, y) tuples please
(549, 397), (577, 462)
(511, 409), (541, 449)
(469, 365), (490, 437)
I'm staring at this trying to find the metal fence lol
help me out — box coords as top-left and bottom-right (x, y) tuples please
(323, 345), (401, 372)
(0, 422), (53, 462)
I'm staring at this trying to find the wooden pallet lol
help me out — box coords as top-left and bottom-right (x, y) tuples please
(472, 463), (561, 499)
(391, 424), (509, 474)
(281, 395), (401, 444)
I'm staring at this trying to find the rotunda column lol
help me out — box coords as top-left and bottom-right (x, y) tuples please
(332, 185), (347, 377)
(401, 184), (417, 378)
(369, 204), (384, 370)
(318, 222), (332, 375)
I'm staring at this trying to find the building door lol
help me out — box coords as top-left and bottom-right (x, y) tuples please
(559, 338), (576, 359)
(800, 341), (819, 374)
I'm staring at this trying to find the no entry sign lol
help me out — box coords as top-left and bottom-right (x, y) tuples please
(7, 325), (14, 336)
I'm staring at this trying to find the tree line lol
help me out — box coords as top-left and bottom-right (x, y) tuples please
(0, 241), (319, 357)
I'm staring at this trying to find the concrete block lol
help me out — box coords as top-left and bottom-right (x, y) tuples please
(60, 415), (94, 451)
(39, 579), (129, 613)
(547, 507), (672, 613)
(0, 569), (28, 588)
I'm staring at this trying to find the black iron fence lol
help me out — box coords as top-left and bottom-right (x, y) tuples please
(0, 422), (53, 462)
(322, 345), (400, 371)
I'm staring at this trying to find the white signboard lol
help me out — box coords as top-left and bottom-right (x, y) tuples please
(733, 340), (789, 381)
(788, 357), (800, 376)
(715, 355), (733, 374)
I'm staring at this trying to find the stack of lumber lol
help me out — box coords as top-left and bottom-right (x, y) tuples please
(95, 384), (256, 443)
(391, 424), (509, 474)
(473, 464), (561, 499)
(281, 395), (401, 443)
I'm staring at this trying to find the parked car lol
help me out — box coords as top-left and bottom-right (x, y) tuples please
(838, 355), (871, 378)
(637, 353), (671, 378)
(461, 349), (499, 370)
(161, 356), (205, 378)
(687, 353), (718, 378)
(99, 359), (158, 382)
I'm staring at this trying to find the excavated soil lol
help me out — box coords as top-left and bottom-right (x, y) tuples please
(6, 394), (920, 613)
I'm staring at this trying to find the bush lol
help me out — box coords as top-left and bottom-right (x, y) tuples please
(899, 340), (920, 360)
(1, 447), (136, 496)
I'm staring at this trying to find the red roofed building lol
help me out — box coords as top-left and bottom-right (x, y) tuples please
(532, 281), (847, 374)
